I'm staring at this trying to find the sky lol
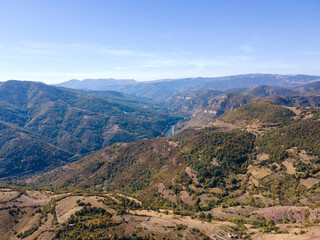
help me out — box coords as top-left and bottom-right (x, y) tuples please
(0, 0), (319, 84)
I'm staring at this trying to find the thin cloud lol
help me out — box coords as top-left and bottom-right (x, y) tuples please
(301, 51), (320, 55)
(138, 55), (253, 69)
(138, 60), (177, 68)
(239, 45), (255, 53)
(96, 46), (155, 57)
(2, 41), (157, 58)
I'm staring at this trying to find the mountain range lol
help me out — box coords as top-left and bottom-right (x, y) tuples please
(2, 74), (320, 239)
(56, 74), (320, 102)
(2, 74), (320, 178)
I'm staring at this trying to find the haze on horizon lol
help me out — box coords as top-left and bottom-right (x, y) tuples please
(0, 0), (319, 84)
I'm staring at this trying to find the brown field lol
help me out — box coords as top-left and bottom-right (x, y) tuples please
(1, 188), (320, 239)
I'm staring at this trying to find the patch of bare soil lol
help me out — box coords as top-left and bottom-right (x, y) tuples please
(56, 195), (114, 223)
(185, 167), (199, 184)
(208, 188), (223, 194)
(245, 122), (265, 135)
(36, 231), (56, 240)
(256, 153), (269, 162)
(104, 193), (120, 203)
(210, 206), (258, 220)
(252, 194), (278, 206)
(287, 107), (302, 119)
(25, 190), (52, 199)
(167, 140), (178, 147)
(251, 225), (320, 240)
(57, 205), (82, 224)
(207, 120), (239, 131)
(14, 212), (40, 237)
(130, 209), (236, 238)
(116, 193), (142, 205)
(158, 183), (177, 203)
(286, 147), (298, 156)
(16, 193), (52, 207)
(189, 185), (206, 193)
(300, 178), (320, 189)
(283, 158), (297, 174)
(198, 193), (216, 205)
(0, 191), (19, 202)
(303, 113), (314, 119)
(25, 214), (55, 240)
(255, 206), (320, 223)
(248, 165), (272, 179)
(179, 190), (196, 205)
(211, 158), (219, 166)
(210, 206), (320, 226)
(299, 150), (317, 163)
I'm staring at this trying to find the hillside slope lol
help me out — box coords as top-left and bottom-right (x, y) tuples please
(181, 92), (320, 129)
(0, 81), (178, 177)
(31, 103), (320, 210)
(4, 102), (317, 239)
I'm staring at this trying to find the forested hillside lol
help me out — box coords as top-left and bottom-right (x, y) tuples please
(31, 103), (320, 210)
(0, 80), (178, 178)
(2, 96), (320, 239)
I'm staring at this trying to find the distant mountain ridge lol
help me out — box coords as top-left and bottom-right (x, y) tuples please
(241, 85), (301, 96)
(164, 81), (320, 130)
(56, 78), (136, 90)
(55, 74), (320, 101)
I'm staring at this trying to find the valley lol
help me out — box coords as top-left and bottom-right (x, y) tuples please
(2, 1), (320, 239)
(0, 80), (178, 178)
(1, 75), (320, 239)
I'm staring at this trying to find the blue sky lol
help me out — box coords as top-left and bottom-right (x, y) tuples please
(0, 0), (319, 83)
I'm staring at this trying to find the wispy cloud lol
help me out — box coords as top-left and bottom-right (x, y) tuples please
(301, 51), (320, 55)
(96, 46), (156, 57)
(1, 41), (157, 58)
(239, 45), (255, 53)
(139, 60), (177, 68)
(138, 55), (253, 70)
(2, 41), (315, 83)
(187, 55), (252, 67)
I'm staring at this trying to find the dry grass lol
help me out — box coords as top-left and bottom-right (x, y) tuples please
(256, 153), (269, 162)
(2, 189), (320, 239)
(300, 178), (320, 189)
(283, 158), (297, 174)
(157, 183), (177, 203)
(248, 165), (272, 179)
(0, 191), (19, 202)
(299, 150), (317, 163)
(185, 167), (199, 184)
(207, 120), (239, 131)
(130, 209), (236, 238)
(179, 190), (196, 205)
